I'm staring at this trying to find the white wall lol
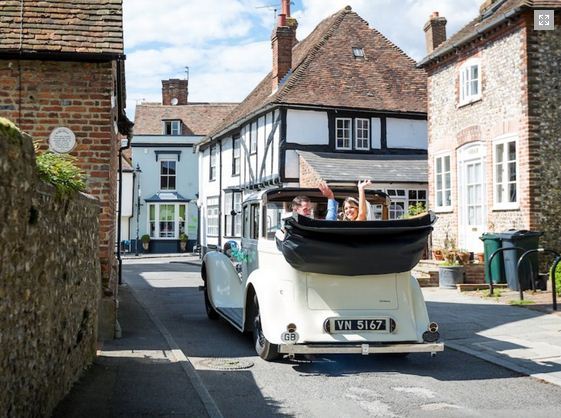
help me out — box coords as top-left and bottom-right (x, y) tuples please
(371, 117), (382, 149)
(386, 118), (427, 149)
(284, 149), (300, 178)
(286, 109), (328, 145)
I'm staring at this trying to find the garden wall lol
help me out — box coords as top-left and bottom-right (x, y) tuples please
(0, 120), (101, 417)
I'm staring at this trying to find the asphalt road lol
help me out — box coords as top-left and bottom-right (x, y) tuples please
(119, 260), (561, 418)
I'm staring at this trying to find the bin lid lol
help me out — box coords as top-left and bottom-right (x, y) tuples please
(480, 232), (502, 240)
(495, 229), (543, 239)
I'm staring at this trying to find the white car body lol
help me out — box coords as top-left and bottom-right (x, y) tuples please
(202, 188), (443, 360)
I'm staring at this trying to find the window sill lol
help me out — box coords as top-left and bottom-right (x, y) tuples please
(434, 207), (454, 214)
(458, 96), (482, 108)
(492, 204), (520, 211)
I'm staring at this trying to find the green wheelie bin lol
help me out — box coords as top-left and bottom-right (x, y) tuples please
(480, 233), (505, 284)
(496, 230), (542, 291)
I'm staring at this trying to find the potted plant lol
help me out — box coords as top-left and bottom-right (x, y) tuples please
(438, 239), (465, 288)
(179, 233), (188, 252)
(141, 234), (150, 251)
(432, 248), (445, 261)
(456, 249), (471, 265)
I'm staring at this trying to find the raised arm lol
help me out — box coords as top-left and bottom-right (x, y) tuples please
(357, 180), (372, 221)
(318, 181), (338, 221)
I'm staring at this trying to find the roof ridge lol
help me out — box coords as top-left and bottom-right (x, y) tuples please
(274, 7), (349, 101)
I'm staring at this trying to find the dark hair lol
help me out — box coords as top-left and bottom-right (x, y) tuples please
(292, 195), (311, 211)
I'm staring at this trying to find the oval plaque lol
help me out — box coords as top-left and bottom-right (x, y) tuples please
(49, 127), (76, 154)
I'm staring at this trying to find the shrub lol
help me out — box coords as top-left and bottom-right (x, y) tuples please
(35, 151), (86, 197)
(552, 262), (561, 296)
(407, 202), (426, 217)
(141, 234), (151, 244)
(179, 233), (188, 242)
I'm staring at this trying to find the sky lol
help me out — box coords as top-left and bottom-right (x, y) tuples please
(123, 0), (482, 120)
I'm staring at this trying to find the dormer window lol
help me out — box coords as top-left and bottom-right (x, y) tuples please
(459, 58), (481, 106)
(163, 120), (181, 135)
(352, 47), (365, 59)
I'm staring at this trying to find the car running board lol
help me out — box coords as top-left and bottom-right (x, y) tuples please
(216, 307), (244, 331)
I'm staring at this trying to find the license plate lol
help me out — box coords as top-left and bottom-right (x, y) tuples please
(329, 318), (388, 333)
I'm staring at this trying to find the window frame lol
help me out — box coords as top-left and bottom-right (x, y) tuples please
(459, 58), (481, 106)
(355, 118), (370, 150)
(335, 118), (352, 150)
(209, 146), (217, 182)
(223, 190), (242, 238)
(147, 203), (186, 239)
(159, 159), (177, 191)
(493, 135), (519, 210)
(206, 196), (220, 237)
(232, 135), (241, 176)
(434, 154), (452, 212)
(163, 120), (181, 136)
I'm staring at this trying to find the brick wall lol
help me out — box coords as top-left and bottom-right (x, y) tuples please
(426, 19), (528, 249)
(529, 13), (561, 252)
(0, 59), (119, 294)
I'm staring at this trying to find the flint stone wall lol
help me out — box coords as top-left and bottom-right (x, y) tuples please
(0, 120), (101, 417)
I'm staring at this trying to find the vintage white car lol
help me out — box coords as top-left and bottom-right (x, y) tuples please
(201, 187), (443, 361)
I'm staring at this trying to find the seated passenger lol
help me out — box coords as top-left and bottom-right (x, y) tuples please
(291, 181), (339, 220)
(340, 180), (372, 221)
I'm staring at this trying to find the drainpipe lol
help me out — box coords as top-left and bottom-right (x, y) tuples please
(117, 136), (131, 285)
(218, 140), (223, 249)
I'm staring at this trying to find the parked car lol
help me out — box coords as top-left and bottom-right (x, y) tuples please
(201, 187), (443, 361)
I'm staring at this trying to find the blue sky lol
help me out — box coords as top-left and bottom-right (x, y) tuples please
(123, 0), (481, 119)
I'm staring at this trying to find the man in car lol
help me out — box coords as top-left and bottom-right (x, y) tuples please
(291, 181), (338, 220)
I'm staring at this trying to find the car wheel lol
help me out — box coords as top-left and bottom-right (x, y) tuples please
(252, 296), (280, 361)
(204, 285), (219, 320)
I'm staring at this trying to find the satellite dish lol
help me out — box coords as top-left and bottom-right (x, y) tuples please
(171, 97), (179, 105)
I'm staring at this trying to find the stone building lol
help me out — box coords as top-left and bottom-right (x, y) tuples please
(197, 1), (429, 254)
(0, 0), (132, 338)
(418, 0), (561, 253)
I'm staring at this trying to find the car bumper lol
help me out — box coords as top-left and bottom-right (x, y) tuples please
(278, 342), (444, 355)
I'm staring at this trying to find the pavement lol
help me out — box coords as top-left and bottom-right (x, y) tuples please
(54, 254), (561, 416)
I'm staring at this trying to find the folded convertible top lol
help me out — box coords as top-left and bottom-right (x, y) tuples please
(277, 213), (435, 276)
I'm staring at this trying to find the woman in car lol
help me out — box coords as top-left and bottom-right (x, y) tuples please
(339, 179), (372, 221)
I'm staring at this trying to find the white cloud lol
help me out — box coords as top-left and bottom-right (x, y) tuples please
(123, 0), (482, 119)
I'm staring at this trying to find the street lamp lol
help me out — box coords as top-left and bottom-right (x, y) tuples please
(134, 163), (142, 256)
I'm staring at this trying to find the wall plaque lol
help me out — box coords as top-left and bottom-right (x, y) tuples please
(48, 127), (76, 154)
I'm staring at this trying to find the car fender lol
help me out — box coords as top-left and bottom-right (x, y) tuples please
(203, 251), (243, 309)
(245, 269), (291, 344)
(409, 275), (430, 339)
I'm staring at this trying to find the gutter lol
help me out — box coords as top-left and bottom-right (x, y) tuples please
(417, 6), (524, 68)
(0, 50), (126, 63)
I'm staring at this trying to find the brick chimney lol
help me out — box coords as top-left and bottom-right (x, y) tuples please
(271, 0), (297, 92)
(162, 79), (188, 105)
(423, 12), (447, 54)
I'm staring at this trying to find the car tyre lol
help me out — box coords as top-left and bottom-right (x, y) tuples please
(252, 295), (280, 361)
(204, 285), (219, 320)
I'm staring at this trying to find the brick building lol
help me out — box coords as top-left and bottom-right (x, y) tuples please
(0, 0), (132, 338)
(418, 0), (561, 254)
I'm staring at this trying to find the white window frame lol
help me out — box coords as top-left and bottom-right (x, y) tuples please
(434, 153), (452, 212)
(163, 120), (181, 135)
(493, 135), (519, 210)
(459, 58), (481, 106)
(209, 146), (217, 181)
(160, 159), (176, 191)
(232, 135), (241, 176)
(147, 203), (186, 239)
(206, 196), (220, 237)
(224, 191), (242, 237)
(355, 118), (370, 150)
(335, 118), (352, 150)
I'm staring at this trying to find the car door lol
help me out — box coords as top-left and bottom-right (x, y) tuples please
(240, 201), (260, 281)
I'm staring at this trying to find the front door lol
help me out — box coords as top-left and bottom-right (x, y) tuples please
(458, 144), (486, 252)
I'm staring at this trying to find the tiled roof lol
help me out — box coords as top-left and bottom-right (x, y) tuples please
(133, 103), (238, 136)
(207, 6), (426, 141)
(419, 0), (561, 66)
(0, 0), (123, 54)
(297, 151), (427, 184)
